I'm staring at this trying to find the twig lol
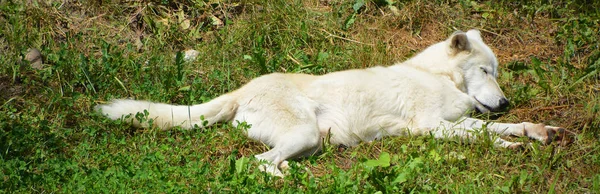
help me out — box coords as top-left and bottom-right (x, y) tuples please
(286, 54), (302, 66)
(532, 105), (575, 111)
(461, 26), (524, 47)
(320, 29), (374, 46)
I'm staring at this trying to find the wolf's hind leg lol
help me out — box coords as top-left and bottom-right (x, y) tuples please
(254, 125), (321, 177)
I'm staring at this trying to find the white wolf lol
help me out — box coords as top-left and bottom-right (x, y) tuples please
(96, 29), (566, 177)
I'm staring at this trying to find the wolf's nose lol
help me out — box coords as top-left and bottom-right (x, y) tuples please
(498, 98), (509, 110)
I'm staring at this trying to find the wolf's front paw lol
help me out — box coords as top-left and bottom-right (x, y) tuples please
(544, 125), (572, 146)
(523, 122), (572, 145)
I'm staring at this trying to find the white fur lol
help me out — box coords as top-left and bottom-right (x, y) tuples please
(96, 29), (565, 177)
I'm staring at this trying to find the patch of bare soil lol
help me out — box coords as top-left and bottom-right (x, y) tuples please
(0, 76), (24, 102)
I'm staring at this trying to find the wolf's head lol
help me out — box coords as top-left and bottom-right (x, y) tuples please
(405, 29), (508, 113)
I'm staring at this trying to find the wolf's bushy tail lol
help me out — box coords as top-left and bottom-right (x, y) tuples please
(95, 95), (238, 129)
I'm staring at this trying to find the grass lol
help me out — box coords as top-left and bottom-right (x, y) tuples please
(1, 0), (599, 192)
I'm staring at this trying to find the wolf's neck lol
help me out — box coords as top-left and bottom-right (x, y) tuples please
(395, 59), (467, 92)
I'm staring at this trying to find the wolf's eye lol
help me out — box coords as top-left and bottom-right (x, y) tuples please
(480, 67), (488, 74)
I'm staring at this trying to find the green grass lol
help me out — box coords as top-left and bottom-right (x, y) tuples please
(1, 0), (599, 193)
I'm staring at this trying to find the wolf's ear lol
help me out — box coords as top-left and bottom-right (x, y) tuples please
(448, 31), (471, 55)
(466, 29), (483, 41)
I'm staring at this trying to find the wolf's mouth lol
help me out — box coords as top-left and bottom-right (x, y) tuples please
(473, 97), (493, 112)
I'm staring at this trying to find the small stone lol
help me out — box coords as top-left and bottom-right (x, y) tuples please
(25, 48), (43, 70)
(183, 49), (200, 62)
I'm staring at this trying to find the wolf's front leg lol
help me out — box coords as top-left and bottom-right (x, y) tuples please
(428, 120), (524, 149)
(457, 118), (570, 145)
